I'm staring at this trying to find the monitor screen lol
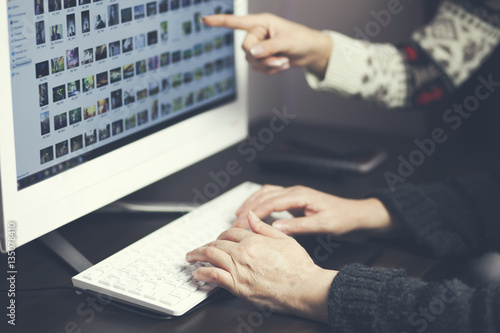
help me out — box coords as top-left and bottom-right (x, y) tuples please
(11, 0), (236, 190)
(0, 0), (248, 251)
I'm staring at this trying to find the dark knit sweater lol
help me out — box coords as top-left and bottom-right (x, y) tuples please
(327, 174), (500, 332)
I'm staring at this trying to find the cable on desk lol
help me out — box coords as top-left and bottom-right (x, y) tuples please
(0, 285), (234, 320)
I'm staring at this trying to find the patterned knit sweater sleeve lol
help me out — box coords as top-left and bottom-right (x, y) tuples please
(306, 0), (500, 108)
(326, 173), (500, 332)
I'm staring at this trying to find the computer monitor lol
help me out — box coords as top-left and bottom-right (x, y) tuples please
(0, 0), (248, 253)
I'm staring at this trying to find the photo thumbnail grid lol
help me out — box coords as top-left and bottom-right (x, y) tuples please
(16, 0), (236, 189)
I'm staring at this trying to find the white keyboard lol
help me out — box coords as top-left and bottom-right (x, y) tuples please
(72, 182), (263, 316)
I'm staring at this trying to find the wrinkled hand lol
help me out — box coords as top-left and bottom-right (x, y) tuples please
(186, 211), (336, 323)
(234, 185), (393, 236)
(203, 13), (332, 77)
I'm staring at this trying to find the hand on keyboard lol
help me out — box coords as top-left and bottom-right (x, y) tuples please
(186, 211), (338, 324)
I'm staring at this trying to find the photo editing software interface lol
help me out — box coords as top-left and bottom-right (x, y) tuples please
(9, 0), (236, 191)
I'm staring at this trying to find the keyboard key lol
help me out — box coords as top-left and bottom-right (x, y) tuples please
(160, 295), (180, 306)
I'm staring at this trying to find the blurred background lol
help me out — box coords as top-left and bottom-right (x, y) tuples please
(247, 0), (439, 137)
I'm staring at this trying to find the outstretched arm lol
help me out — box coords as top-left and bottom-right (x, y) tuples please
(204, 1), (500, 108)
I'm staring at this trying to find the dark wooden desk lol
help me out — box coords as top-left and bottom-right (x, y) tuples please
(1, 122), (489, 333)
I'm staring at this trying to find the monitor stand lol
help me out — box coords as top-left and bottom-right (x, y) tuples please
(40, 230), (93, 274)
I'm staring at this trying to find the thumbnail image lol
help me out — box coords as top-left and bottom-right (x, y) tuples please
(48, 0), (62, 12)
(134, 5), (145, 20)
(136, 89), (148, 101)
(122, 37), (133, 53)
(161, 103), (172, 116)
(185, 92), (194, 107)
(147, 31), (158, 45)
(36, 21), (46, 45)
(160, 52), (170, 67)
(95, 45), (108, 61)
(109, 41), (121, 57)
(135, 34), (146, 50)
(35, 0), (44, 16)
(124, 89), (135, 105)
(69, 107), (82, 125)
(148, 56), (159, 71)
(160, 21), (168, 42)
(54, 112), (68, 131)
(96, 72), (109, 88)
(151, 100), (159, 120)
(51, 56), (65, 74)
(82, 76), (95, 93)
(39, 83), (49, 107)
(214, 36), (223, 49)
(55, 140), (69, 158)
(108, 4), (120, 27)
(184, 71), (192, 85)
(159, 0), (169, 13)
(81, 48), (93, 65)
(111, 89), (123, 109)
(79, 0), (90, 4)
(99, 124), (111, 141)
(95, 14), (106, 30)
(125, 114), (136, 130)
(68, 80), (81, 97)
(85, 129), (97, 147)
(194, 43), (203, 57)
(172, 73), (182, 88)
(40, 146), (54, 165)
(204, 40), (214, 53)
(194, 12), (202, 32)
(196, 88), (205, 103)
(149, 81), (159, 96)
(182, 21), (192, 36)
(123, 63), (134, 79)
(182, 0), (191, 8)
(40, 111), (50, 135)
(171, 0), (180, 11)
(110, 67), (122, 84)
(205, 85), (215, 99)
(225, 32), (234, 46)
(121, 8), (133, 24)
(137, 110), (149, 126)
(81, 11), (91, 33)
(97, 97), (109, 114)
(67, 14), (76, 37)
(70, 135), (83, 153)
(161, 77), (170, 93)
(204, 62), (213, 76)
(36, 61), (50, 78)
(173, 97), (183, 112)
(194, 67), (203, 80)
(136, 60), (147, 75)
(172, 50), (181, 63)
(50, 24), (63, 41)
(53, 84), (66, 102)
(112, 119), (124, 136)
(215, 58), (224, 72)
(66, 47), (79, 69)
(183, 49), (192, 61)
(64, 0), (77, 9)
(147, 2), (157, 17)
(83, 104), (96, 119)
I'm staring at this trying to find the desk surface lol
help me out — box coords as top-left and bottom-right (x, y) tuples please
(1, 122), (490, 333)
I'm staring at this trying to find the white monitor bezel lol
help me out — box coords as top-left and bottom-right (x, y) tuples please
(0, 0), (248, 252)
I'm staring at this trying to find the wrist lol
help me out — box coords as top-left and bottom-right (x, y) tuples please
(298, 267), (337, 324)
(356, 198), (394, 232)
(306, 31), (332, 79)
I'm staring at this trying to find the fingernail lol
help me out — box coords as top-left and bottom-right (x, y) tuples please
(186, 253), (192, 261)
(248, 210), (260, 223)
(250, 46), (264, 56)
(269, 58), (289, 68)
(280, 62), (291, 70)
